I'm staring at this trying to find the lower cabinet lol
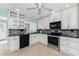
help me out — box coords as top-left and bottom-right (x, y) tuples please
(39, 34), (47, 45)
(60, 37), (79, 56)
(9, 36), (19, 52)
(30, 34), (47, 46)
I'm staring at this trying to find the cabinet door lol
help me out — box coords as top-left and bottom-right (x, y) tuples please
(61, 9), (69, 29)
(9, 12), (18, 29)
(69, 7), (78, 29)
(61, 6), (78, 29)
(19, 15), (25, 29)
(9, 36), (19, 52)
(30, 34), (38, 46)
(40, 34), (47, 45)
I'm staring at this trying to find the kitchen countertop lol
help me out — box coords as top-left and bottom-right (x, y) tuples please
(9, 32), (79, 38)
(29, 33), (79, 38)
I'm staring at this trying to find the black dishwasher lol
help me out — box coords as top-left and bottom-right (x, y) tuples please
(20, 34), (29, 49)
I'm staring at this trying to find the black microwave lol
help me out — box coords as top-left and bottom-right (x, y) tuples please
(50, 21), (61, 29)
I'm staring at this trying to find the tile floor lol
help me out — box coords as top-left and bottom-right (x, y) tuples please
(3, 43), (65, 56)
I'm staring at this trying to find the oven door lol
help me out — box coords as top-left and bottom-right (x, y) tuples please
(48, 36), (58, 46)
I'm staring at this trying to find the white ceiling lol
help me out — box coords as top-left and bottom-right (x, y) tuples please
(0, 3), (77, 19)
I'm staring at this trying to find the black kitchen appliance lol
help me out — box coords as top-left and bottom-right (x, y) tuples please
(20, 34), (29, 49)
(48, 29), (62, 46)
(48, 36), (58, 46)
(50, 21), (61, 29)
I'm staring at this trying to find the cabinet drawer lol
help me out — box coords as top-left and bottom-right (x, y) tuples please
(60, 46), (79, 56)
(60, 40), (79, 50)
(68, 38), (79, 43)
(60, 37), (79, 43)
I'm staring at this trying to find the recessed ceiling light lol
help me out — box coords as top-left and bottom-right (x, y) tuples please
(66, 4), (70, 8)
(52, 10), (55, 13)
(15, 9), (20, 11)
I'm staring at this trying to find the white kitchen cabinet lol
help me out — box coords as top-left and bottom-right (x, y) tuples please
(9, 12), (19, 29)
(60, 37), (79, 56)
(9, 36), (19, 52)
(61, 9), (69, 29)
(9, 11), (25, 29)
(39, 34), (47, 45)
(30, 34), (38, 45)
(61, 6), (79, 29)
(69, 7), (78, 29)
(19, 14), (25, 29)
(30, 34), (47, 46)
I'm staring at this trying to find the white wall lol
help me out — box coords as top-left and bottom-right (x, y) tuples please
(37, 16), (51, 29)
(37, 11), (62, 29)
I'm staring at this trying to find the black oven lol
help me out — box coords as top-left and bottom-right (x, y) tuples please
(48, 36), (58, 46)
(50, 21), (61, 29)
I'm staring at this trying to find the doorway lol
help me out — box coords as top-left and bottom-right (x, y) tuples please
(25, 23), (30, 34)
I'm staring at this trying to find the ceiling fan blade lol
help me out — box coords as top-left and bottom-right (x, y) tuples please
(43, 7), (53, 11)
(39, 13), (52, 19)
(26, 7), (37, 10)
(38, 8), (41, 15)
(41, 3), (46, 8)
(34, 3), (39, 8)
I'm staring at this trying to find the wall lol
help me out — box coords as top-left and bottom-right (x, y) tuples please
(24, 15), (38, 33)
(37, 16), (51, 29)
(37, 11), (62, 29)
(0, 8), (9, 17)
(24, 15), (38, 23)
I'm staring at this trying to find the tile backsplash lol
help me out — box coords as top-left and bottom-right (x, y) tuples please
(9, 29), (26, 36)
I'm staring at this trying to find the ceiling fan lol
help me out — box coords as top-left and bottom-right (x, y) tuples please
(26, 3), (53, 15)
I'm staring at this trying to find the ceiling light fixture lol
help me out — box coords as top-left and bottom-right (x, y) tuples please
(52, 10), (55, 13)
(15, 9), (20, 11)
(66, 4), (70, 8)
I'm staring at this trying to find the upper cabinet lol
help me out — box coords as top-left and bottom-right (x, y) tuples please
(8, 11), (25, 29)
(9, 12), (19, 29)
(19, 14), (25, 29)
(61, 6), (79, 29)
